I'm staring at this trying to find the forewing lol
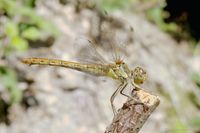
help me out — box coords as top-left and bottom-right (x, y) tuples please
(73, 36), (109, 64)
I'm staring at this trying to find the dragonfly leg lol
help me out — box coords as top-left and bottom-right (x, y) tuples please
(110, 82), (127, 115)
(120, 83), (144, 105)
(131, 81), (143, 90)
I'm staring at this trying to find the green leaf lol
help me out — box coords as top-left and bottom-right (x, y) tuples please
(171, 120), (188, 133)
(11, 36), (28, 51)
(37, 20), (59, 37)
(190, 117), (200, 130)
(0, 0), (15, 16)
(21, 27), (41, 40)
(5, 21), (19, 37)
(97, 0), (131, 11)
(0, 67), (22, 104)
(192, 73), (200, 88)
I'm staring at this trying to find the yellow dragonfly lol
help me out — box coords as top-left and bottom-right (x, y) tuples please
(21, 39), (147, 115)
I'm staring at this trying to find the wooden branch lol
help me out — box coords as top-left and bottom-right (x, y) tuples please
(105, 88), (160, 133)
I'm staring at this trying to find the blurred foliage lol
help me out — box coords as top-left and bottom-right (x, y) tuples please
(0, 0), (58, 56)
(4, 20), (28, 52)
(96, 0), (195, 42)
(171, 119), (188, 133)
(166, 105), (189, 133)
(139, 0), (198, 42)
(96, 0), (132, 11)
(146, 6), (179, 33)
(0, 0), (58, 115)
(191, 73), (200, 109)
(190, 117), (200, 132)
(192, 73), (200, 89)
(141, 0), (185, 40)
(168, 109), (200, 133)
(0, 66), (22, 104)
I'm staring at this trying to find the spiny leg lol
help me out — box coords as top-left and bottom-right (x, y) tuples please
(110, 82), (127, 115)
(131, 81), (143, 91)
(120, 82), (144, 105)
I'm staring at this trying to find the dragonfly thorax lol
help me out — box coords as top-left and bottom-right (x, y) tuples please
(107, 62), (130, 82)
(112, 62), (148, 85)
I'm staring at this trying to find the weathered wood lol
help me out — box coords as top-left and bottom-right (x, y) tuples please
(105, 88), (160, 133)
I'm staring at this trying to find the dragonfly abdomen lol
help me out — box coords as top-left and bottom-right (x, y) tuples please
(62, 61), (109, 76)
(22, 58), (61, 66)
(22, 58), (109, 76)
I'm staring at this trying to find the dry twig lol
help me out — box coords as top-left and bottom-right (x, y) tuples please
(105, 88), (160, 133)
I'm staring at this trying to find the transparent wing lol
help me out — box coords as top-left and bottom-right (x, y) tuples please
(73, 36), (109, 65)
(95, 22), (133, 63)
(73, 19), (133, 65)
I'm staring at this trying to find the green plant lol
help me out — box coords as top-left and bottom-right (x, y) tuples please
(0, 0), (58, 106)
(171, 119), (188, 133)
(192, 73), (200, 88)
(0, 66), (22, 104)
(96, 0), (132, 11)
(190, 117), (200, 132)
(0, 0), (58, 55)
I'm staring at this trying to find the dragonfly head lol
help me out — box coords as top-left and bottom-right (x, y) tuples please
(131, 66), (147, 85)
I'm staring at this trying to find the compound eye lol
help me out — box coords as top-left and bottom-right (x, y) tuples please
(132, 67), (147, 85)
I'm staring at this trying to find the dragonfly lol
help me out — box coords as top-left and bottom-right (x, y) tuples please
(21, 39), (147, 115)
